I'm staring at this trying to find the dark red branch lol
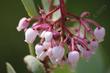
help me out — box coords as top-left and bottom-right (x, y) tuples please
(59, 0), (66, 23)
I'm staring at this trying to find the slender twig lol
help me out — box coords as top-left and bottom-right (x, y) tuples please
(28, 43), (35, 56)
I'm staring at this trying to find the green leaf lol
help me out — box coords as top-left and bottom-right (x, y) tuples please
(21, 0), (38, 17)
(6, 62), (16, 73)
(52, 9), (61, 21)
(41, 0), (50, 13)
(54, 64), (73, 73)
(24, 55), (45, 73)
(53, 0), (60, 6)
(54, 0), (66, 6)
(52, 0), (66, 21)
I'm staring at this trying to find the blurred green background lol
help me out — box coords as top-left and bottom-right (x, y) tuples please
(0, 0), (110, 73)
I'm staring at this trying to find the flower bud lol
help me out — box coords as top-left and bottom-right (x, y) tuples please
(25, 28), (38, 43)
(17, 17), (29, 31)
(53, 31), (60, 39)
(44, 31), (53, 42)
(94, 27), (105, 42)
(33, 24), (50, 30)
(24, 55), (45, 73)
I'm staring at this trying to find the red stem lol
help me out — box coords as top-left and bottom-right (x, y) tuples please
(84, 18), (101, 28)
(59, 0), (66, 24)
(71, 38), (75, 51)
(59, 0), (74, 36)
(59, 0), (65, 16)
(76, 37), (90, 50)
(62, 24), (73, 36)
(46, 6), (60, 18)
(66, 12), (80, 20)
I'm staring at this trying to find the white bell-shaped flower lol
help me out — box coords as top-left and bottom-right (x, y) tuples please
(94, 27), (105, 42)
(43, 41), (51, 49)
(47, 48), (57, 64)
(68, 51), (79, 70)
(68, 51), (79, 64)
(35, 44), (47, 61)
(35, 44), (44, 56)
(38, 51), (47, 61)
(51, 46), (64, 62)
(82, 50), (93, 60)
(44, 31), (53, 42)
(25, 28), (38, 43)
(77, 44), (92, 58)
(17, 17), (29, 31)
(89, 40), (99, 52)
(40, 31), (47, 38)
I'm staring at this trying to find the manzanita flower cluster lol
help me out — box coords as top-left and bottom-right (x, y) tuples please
(17, 0), (105, 72)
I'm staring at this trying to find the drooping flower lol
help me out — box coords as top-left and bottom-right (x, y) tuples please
(82, 50), (93, 59)
(16, 17), (30, 31)
(47, 48), (57, 64)
(35, 44), (44, 56)
(40, 31), (53, 42)
(49, 46), (65, 64)
(77, 44), (93, 59)
(35, 44), (47, 61)
(40, 31), (47, 38)
(68, 51), (79, 69)
(44, 31), (53, 42)
(94, 27), (105, 42)
(43, 41), (51, 49)
(38, 52), (47, 61)
(89, 40), (99, 52)
(25, 28), (39, 43)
